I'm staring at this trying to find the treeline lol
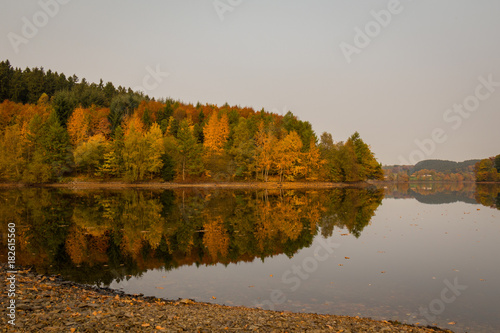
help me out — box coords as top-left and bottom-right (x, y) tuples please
(475, 155), (500, 182)
(413, 159), (479, 174)
(0, 60), (383, 184)
(384, 165), (474, 182)
(408, 169), (474, 182)
(0, 59), (127, 108)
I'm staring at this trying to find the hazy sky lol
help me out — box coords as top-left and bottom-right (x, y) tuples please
(1, 0), (499, 165)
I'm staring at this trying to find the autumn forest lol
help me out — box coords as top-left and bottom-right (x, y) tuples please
(0, 60), (383, 184)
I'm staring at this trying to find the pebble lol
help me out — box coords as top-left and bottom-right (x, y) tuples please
(1, 265), (454, 332)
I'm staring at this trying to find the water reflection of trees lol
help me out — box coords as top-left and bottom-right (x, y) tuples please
(384, 182), (477, 204)
(0, 187), (384, 284)
(475, 184), (500, 210)
(384, 183), (499, 209)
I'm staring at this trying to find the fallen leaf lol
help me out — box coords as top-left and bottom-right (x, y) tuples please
(338, 264), (343, 266)
(156, 287), (164, 289)
(141, 323), (150, 327)
(70, 329), (76, 333)
(212, 296), (217, 299)
(448, 322), (456, 325)
(381, 271), (386, 273)
(270, 274), (273, 277)
(344, 257), (350, 259)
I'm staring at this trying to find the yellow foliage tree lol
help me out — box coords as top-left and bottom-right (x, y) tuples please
(304, 139), (324, 181)
(0, 124), (25, 180)
(203, 112), (229, 155)
(255, 121), (276, 181)
(274, 131), (303, 182)
(145, 123), (165, 179)
(67, 107), (90, 146)
(122, 116), (165, 181)
(73, 134), (107, 175)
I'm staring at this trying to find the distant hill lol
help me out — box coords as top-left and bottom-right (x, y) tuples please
(412, 159), (480, 173)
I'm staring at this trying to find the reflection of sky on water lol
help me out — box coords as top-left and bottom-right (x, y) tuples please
(112, 198), (500, 333)
(2, 185), (498, 333)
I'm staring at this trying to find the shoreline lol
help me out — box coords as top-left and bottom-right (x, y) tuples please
(1, 265), (453, 332)
(0, 179), (492, 190)
(0, 181), (375, 190)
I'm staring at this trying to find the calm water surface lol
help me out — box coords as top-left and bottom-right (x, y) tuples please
(1, 183), (499, 333)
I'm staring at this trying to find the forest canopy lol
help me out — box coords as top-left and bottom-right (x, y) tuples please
(0, 60), (383, 184)
(475, 155), (500, 182)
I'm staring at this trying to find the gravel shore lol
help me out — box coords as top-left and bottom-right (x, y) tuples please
(1, 266), (454, 333)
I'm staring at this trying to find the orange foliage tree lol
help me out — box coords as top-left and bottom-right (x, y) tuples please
(203, 111), (229, 155)
(67, 106), (111, 146)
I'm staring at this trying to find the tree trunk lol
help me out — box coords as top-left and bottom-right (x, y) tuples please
(182, 159), (185, 181)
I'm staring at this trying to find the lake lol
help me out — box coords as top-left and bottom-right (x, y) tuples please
(1, 183), (499, 333)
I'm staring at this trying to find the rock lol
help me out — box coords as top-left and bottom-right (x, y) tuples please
(0, 263), (455, 333)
